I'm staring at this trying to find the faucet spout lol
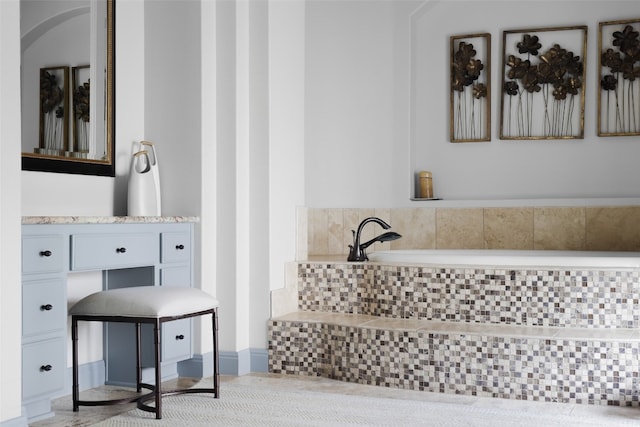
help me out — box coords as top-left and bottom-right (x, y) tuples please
(347, 217), (400, 262)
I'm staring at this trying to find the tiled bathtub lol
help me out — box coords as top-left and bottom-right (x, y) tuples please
(367, 249), (640, 268)
(268, 252), (640, 406)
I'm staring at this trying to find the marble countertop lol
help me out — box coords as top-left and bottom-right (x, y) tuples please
(22, 216), (200, 225)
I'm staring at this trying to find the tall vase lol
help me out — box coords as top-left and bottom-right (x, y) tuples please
(140, 141), (161, 214)
(127, 141), (161, 216)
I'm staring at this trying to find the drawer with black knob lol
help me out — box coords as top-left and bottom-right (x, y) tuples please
(22, 338), (65, 400)
(22, 235), (65, 274)
(71, 232), (157, 271)
(22, 279), (66, 338)
(162, 318), (191, 362)
(160, 232), (191, 264)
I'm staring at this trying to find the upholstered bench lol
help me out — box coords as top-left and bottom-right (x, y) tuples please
(69, 286), (219, 419)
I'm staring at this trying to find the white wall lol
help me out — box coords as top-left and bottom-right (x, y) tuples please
(412, 1), (640, 201)
(304, 0), (640, 207)
(0, 2), (24, 424)
(144, 1), (201, 218)
(305, 0), (398, 208)
(208, 0), (307, 357)
(267, 1), (305, 289)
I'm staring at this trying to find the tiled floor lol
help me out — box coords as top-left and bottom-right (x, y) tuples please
(31, 373), (640, 426)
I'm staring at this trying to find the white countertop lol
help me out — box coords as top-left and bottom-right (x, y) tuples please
(22, 216), (200, 225)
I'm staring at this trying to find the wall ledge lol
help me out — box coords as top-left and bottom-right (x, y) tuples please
(408, 197), (640, 208)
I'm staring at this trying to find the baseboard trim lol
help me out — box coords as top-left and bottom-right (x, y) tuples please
(0, 414), (28, 427)
(62, 348), (268, 392)
(185, 348), (269, 376)
(62, 360), (105, 396)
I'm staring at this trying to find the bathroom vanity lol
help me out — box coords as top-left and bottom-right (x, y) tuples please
(21, 216), (198, 422)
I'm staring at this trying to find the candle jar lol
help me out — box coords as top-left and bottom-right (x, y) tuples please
(418, 171), (433, 198)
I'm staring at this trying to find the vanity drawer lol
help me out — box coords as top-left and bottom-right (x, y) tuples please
(141, 319), (191, 365)
(161, 232), (191, 264)
(71, 232), (158, 271)
(160, 266), (191, 287)
(162, 319), (192, 362)
(22, 279), (66, 338)
(22, 235), (65, 274)
(22, 338), (65, 400)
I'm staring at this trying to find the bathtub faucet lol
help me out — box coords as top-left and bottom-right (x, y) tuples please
(347, 217), (402, 262)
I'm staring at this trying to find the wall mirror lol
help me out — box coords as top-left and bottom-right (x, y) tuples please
(20, 0), (115, 176)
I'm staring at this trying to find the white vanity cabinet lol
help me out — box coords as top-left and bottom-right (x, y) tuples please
(21, 217), (197, 422)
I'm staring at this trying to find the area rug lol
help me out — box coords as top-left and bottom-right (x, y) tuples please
(94, 379), (638, 427)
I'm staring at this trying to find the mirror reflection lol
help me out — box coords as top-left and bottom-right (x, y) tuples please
(20, 0), (114, 176)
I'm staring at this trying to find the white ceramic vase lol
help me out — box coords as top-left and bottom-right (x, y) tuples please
(127, 141), (161, 216)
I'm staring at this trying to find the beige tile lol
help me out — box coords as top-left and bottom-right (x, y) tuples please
(436, 208), (484, 249)
(373, 208), (392, 251)
(586, 206), (640, 251)
(362, 317), (429, 332)
(273, 311), (377, 327)
(342, 208), (380, 254)
(533, 207), (586, 250)
(296, 207), (308, 260)
(374, 208), (391, 224)
(560, 327), (637, 341)
(327, 209), (345, 255)
(343, 208), (361, 251)
(270, 262), (299, 318)
(484, 208), (533, 249)
(389, 208), (436, 249)
(307, 208), (328, 255)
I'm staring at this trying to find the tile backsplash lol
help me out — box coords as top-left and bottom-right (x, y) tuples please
(302, 205), (640, 257)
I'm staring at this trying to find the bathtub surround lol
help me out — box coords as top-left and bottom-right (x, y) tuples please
(367, 249), (640, 269)
(272, 205), (640, 406)
(304, 205), (640, 258)
(269, 260), (640, 406)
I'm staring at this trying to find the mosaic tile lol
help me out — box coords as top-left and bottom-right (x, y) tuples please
(297, 263), (640, 329)
(269, 320), (640, 406)
(274, 261), (640, 406)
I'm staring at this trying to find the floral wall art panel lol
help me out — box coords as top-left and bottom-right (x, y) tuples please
(500, 26), (587, 140)
(450, 33), (491, 142)
(72, 65), (90, 157)
(598, 19), (640, 137)
(38, 66), (69, 156)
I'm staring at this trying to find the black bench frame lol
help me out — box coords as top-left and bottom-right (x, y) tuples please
(72, 307), (219, 419)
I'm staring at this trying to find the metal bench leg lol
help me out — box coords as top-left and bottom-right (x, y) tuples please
(72, 316), (79, 412)
(213, 308), (220, 398)
(154, 320), (162, 419)
(135, 323), (142, 393)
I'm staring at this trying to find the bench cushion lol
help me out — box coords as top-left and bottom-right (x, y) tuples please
(70, 287), (219, 318)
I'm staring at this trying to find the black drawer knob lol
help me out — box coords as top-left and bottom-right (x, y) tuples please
(40, 304), (53, 311)
(39, 250), (52, 257)
(40, 365), (53, 372)
(116, 247), (127, 253)
(176, 244), (185, 250)
(175, 334), (185, 340)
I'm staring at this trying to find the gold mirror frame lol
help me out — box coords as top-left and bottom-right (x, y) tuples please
(21, 0), (115, 176)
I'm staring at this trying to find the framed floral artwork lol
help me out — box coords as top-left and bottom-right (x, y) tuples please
(72, 65), (90, 157)
(450, 33), (491, 142)
(500, 26), (587, 140)
(598, 19), (640, 137)
(38, 66), (69, 156)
